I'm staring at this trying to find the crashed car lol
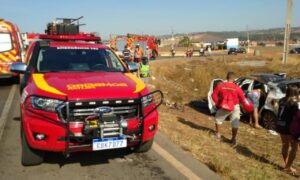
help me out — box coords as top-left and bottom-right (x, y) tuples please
(208, 73), (300, 130)
(290, 47), (300, 54)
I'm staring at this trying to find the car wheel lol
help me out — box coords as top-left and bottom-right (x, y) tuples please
(21, 128), (44, 166)
(135, 138), (154, 153)
(261, 111), (277, 130)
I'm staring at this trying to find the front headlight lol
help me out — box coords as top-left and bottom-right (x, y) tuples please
(32, 96), (64, 112)
(142, 94), (153, 107)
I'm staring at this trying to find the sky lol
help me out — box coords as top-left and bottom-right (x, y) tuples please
(1, 0), (299, 39)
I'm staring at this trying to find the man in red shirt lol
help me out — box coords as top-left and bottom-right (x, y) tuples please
(211, 72), (246, 146)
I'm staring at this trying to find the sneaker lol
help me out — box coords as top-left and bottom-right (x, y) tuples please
(268, 130), (278, 136)
(231, 138), (237, 147)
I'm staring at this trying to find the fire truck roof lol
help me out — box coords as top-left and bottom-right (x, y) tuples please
(44, 41), (107, 49)
(38, 34), (101, 42)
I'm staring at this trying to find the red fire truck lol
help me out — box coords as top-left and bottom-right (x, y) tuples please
(111, 34), (160, 60)
(10, 18), (163, 166)
(0, 19), (24, 81)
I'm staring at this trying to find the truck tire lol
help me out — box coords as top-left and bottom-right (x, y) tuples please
(261, 110), (277, 130)
(21, 129), (44, 166)
(135, 138), (154, 153)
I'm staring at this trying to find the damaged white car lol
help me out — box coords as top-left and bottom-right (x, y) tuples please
(208, 73), (300, 130)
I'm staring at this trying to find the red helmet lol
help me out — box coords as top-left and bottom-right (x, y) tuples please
(241, 98), (254, 113)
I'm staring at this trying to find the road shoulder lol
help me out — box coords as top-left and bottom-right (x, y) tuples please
(155, 131), (221, 180)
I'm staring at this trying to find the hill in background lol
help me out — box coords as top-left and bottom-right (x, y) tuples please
(159, 27), (300, 42)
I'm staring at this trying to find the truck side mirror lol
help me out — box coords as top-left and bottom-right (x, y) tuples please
(127, 62), (138, 72)
(10, 62), (27, 74)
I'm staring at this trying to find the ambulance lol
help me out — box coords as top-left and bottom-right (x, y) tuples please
(0, 19), (24, 80)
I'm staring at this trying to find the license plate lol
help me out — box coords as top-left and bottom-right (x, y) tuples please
(92, 137), (127, 151)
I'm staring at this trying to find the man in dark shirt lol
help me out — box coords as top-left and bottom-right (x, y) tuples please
(122, 45), (132, 63)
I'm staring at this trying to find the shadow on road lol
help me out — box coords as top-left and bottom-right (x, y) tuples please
(177, 117), (283, 171)
(44, 148), (132, 167)
(0, 78), (18, 86)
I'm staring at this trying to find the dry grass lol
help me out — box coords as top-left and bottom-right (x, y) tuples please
(151, 52), (300, 104)
(151, 49), (300, 179)
(157, 106), (294, 179)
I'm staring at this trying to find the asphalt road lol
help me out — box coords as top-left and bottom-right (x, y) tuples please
(0, 79), (13, 113)
(0, 82), (220, 180)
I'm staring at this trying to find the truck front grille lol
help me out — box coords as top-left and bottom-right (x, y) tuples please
(57, 99), (140, 138)
(71, 106), (137, 121)
(57, 99), (140, 122)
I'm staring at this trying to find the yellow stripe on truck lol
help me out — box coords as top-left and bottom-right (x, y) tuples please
(4, 52), (16, 61)
(0, 22), (12, 31)
(0, 54), (10, 62)
(125, 73), (146, 93)
(32, 74), (66, 96)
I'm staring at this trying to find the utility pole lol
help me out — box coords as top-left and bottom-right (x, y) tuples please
(171, 27), (174, 50)
(247, 25), (250, 53)
(186, 32), (189, 50)
(283, 0), (293, 64)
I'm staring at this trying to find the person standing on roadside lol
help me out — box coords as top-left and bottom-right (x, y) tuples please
(211, 72), (246, 146)
(199, 47), (204, 56)
(139, 57), (151, 83)
(171, 48), (176, 57)
(146, 46), (152, 60)
(122, 45), (132, 63)
(207, 46), (211, 56)
(276, 85), (300, 175)
(247, 87), (263, 128)
(134, 44), (143, 63)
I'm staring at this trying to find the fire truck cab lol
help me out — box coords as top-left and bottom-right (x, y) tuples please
(0, 19), (24, 80)
(10, 18), (163, 166)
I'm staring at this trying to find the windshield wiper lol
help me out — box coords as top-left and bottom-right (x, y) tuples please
(82, 70), (106, 72)
(84, 69), (123, 73)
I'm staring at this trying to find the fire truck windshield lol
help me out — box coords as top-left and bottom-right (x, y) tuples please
(0, 33), (13, 52)
(36, 47), (126, 73)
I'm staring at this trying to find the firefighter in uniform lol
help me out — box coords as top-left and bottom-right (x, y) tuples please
(139, 57), (151, 83)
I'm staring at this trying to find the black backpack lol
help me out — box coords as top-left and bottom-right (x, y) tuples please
(277, 101), (298, 127)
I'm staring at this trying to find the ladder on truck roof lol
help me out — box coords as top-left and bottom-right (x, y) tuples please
(46, 16), (85, 35)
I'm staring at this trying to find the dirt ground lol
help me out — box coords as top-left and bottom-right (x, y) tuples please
(150, 49), (300, 179)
